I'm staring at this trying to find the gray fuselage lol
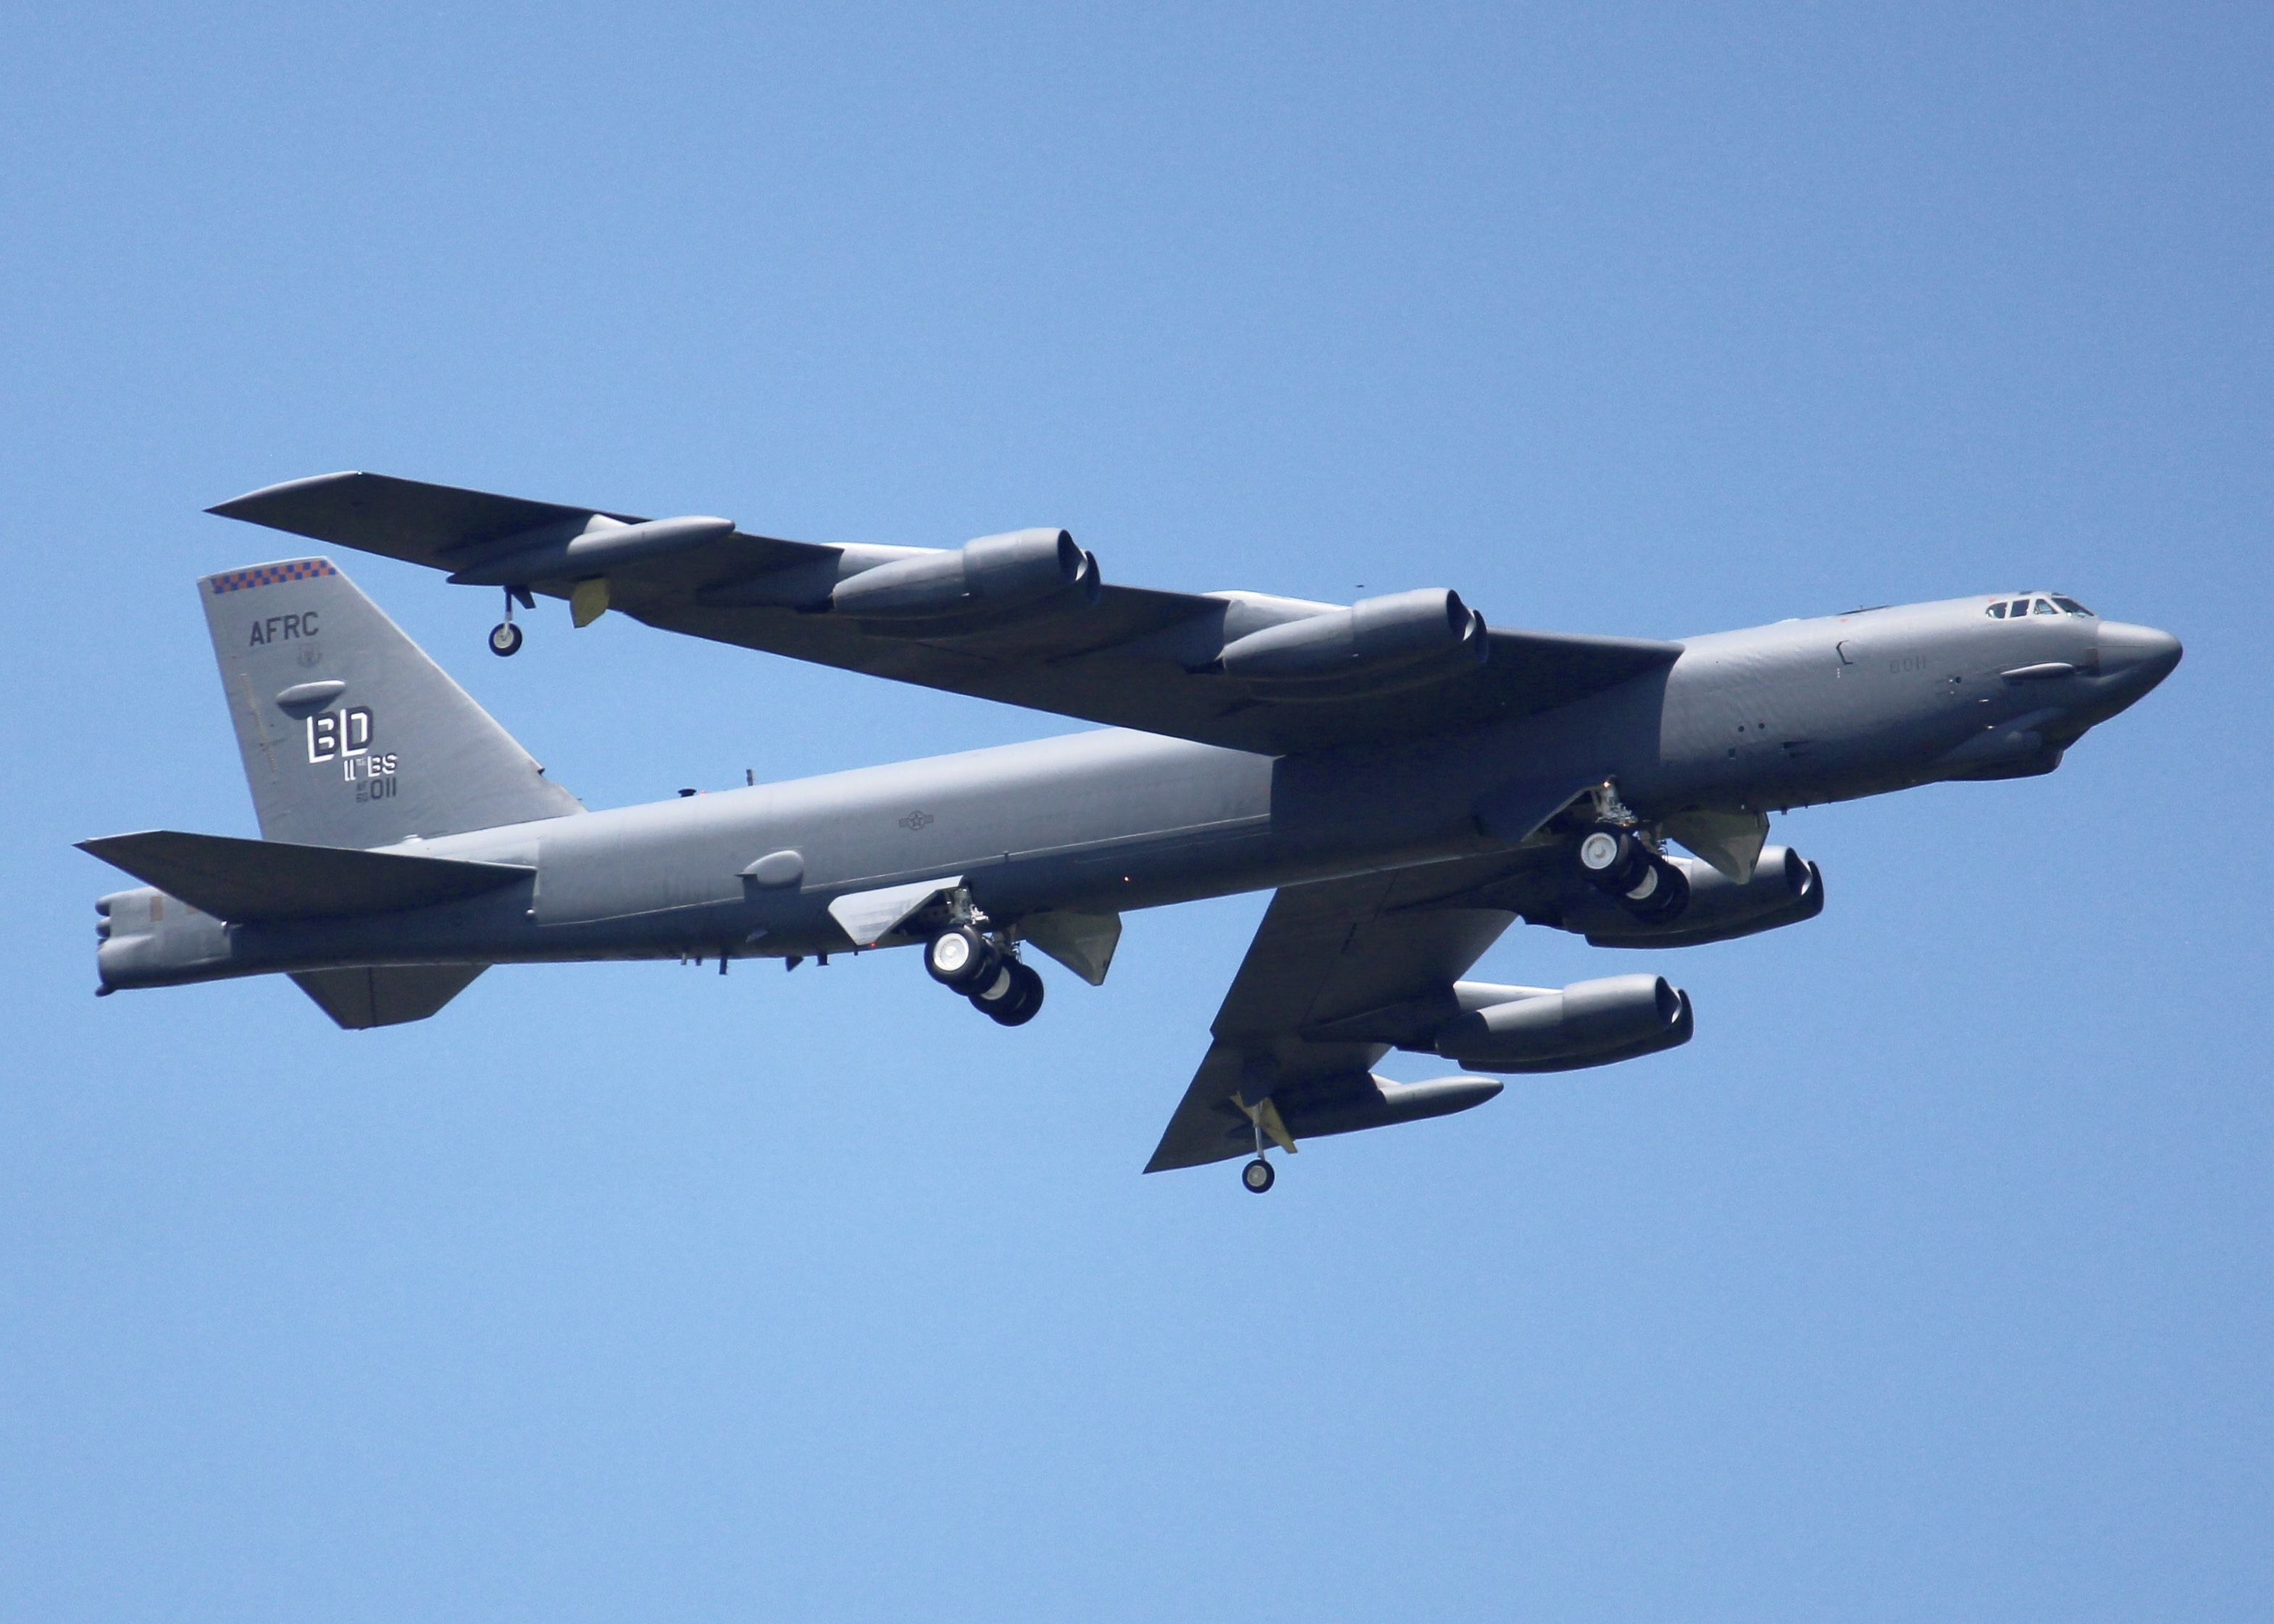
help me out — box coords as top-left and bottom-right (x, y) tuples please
(95, 593), (2178, 992)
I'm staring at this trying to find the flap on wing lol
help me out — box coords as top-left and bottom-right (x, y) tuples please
(78, 830), (532, 923)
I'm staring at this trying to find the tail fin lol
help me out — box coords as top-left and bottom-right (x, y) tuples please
(201, 558), (581, 847)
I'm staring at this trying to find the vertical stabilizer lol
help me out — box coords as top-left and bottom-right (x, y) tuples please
(201, 558), (582, 847)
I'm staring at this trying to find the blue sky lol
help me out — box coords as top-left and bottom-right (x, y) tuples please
(3, 4), (2269, 1619)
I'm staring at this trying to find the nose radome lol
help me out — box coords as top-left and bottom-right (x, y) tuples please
(2096, 621), (2183, 687)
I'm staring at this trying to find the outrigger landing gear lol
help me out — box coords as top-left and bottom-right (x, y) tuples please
(1234, 1091), (1294, 1193)
(489, 586), (533, 657)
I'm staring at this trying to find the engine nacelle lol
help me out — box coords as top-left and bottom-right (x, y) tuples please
(1214, 587), (1487, 690)
(829, 528), (1099, 621)
(1562, 846), (1823, 948)
(1431, 974), (1692, 1073)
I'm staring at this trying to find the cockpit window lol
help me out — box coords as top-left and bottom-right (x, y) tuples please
(1989, 595), (2094, 619)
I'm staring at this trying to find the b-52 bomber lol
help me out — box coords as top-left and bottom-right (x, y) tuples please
(82, 473), (2181, 1190)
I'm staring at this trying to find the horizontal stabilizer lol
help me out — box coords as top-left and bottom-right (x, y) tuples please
(78, 830), (531, 923)
(292, 963), (488, 1028)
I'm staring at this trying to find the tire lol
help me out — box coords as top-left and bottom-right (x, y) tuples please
(974, 960), (1044, 1026)
(488, 621), (524, 657)
(926, 926), (998, 992)
(1623, 859), (1691, 924)
(1003, 961), (1044, 1025)
(1575, 824), (1646, 891)
(971, 965), (1016, 1005)
(1242, 1158), (1276, 1194)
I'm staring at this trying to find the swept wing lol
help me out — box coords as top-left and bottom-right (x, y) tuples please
(211, 472), (1681, 756)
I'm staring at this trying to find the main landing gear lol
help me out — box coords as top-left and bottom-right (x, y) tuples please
(1242, 1158), (1276, 1193)
(489, 586), (535, 657)
(1576, 820), (1689, 924)
(924, 922), (1045, 1026)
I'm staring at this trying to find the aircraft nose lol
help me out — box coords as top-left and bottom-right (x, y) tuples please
(2095, 621), (2183, 690)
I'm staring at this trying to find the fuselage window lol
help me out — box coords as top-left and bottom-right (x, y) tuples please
(2032, 598), (2058, 615)
(2052, 596), (2094, 616)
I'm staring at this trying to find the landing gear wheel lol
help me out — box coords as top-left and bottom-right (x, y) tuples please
(1242, 1158), (1276, 1194)
(1576, 823), (1647, 892)
(488, 621), (524, 657)
(1622, 858), (1690, 924)
(971, 960), (1045, 1026)
(925, 925), (1000, 992)
(971, 964), (1015, 1006)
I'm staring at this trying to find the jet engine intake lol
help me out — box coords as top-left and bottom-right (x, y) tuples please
(829, 528), (1100, 621)
(1213, 587), (1487, 691)
(1432, 974), (1692, 1073)
(1569, 846), (1823, 948)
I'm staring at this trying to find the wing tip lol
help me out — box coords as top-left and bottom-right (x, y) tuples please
(76, 829), (159, 860)
(207, 470), (368, 519)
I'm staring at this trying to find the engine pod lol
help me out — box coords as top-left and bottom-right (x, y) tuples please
(1572, 847), (1823, 948)
(1215, 587), (1487, 692)
(1433, 974), (1691, 1071)
(829, 528), (1097, 621)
